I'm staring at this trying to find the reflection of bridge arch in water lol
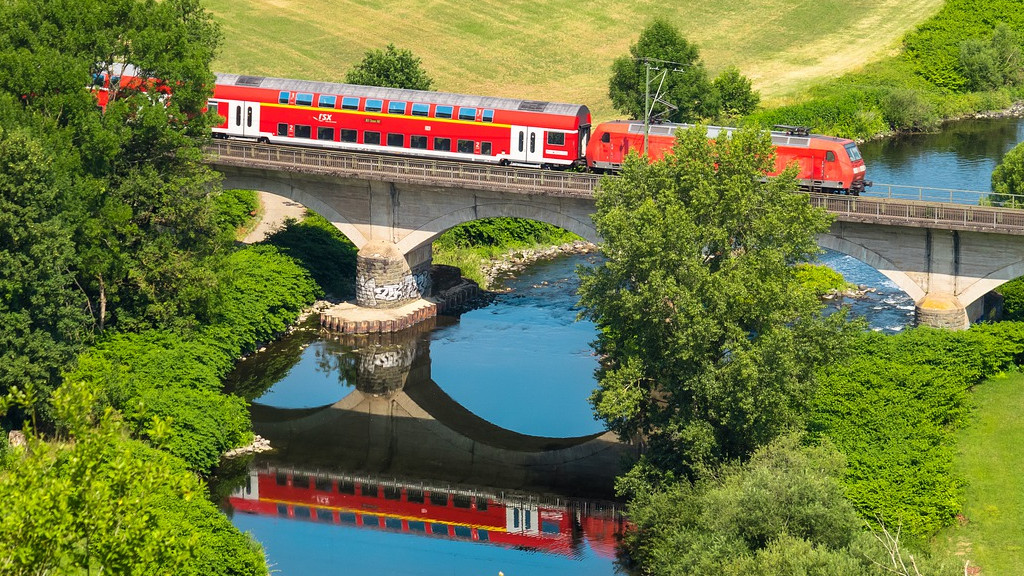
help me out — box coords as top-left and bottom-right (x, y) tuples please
(249, 323), (632, 499)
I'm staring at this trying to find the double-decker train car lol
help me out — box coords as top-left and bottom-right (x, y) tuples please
(209, 74), (592, 169)
(228, 468), (625, 556)
(586, 121), (870, 194)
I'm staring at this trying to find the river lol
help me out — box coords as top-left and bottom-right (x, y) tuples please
(218, 116), (1024, 575)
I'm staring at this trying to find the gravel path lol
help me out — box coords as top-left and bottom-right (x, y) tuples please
(243, 192), (307, 244)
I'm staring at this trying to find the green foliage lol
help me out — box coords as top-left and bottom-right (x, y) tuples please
(623, 435), (876, 576)
(989, 141), (1024, 208)
(997, 277), (1024, 320)
(608, 19), (718, 123)
(812, 323), (1024, 538)
(579, 126), (855, 477)
(794, 264), (852, 296)
(713, 66), (760, 118)
(344, 43), (433, 90)
(435, 217), (579, 249)
(212, 189), (259, 234)
(265, 212), (356, 298)
(0, 114), (91, 423)
(880, 88), (940, 132)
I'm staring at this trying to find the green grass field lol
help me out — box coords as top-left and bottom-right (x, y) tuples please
(204, 0), (943, 120)
(940, 372), (1024, 575)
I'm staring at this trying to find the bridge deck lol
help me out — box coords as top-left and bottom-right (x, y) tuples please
(207, 141), (1024, 236)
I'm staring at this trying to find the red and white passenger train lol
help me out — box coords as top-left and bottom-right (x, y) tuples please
(91, 67), (870, 194)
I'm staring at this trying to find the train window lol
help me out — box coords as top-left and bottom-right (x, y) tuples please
(429, 492), (449, 506)
(601, 132), (610, 143)
(246, 107), (253, 127)
(361, 515), (380, 527)
(339, 512), (356, 524)
(529, 133), (536, 153)
(457, 140), (474, 154)
(316, 509), (334, 522)
(277, 504), (288, 516)
(482, 109), (494, 122)
(276, 473), (288, 486)
(513, 508), (520, 528)
(293, 506), (311, 519)
(365, 99), (383, 113)
(278, 91), (290, 104)
(452, 494), (472, 508)
(411, 103), (430, 117)
(277, 123), (288, 136)
(844, 143), (863, 161)
(92, 73), (105, 87)
(411, 135), (428, 149)
(317, 127), (335, 141)
(547, 132), (565, 146)
(340, 129), (357, 143)
(408, 521), (426, 532)
(518, 132), (524, 152)
(454, 526), (472, 539)
(431, 524), (449, 536)
(433, 137), (451, 152)
(341, 97), (359, 110)
(315, 477), (332, 492)
(542, 520), (560, 534)
(361, 483), (379, 497)
(481, 142), (492, 155)
(294, 125), (312, 139)
(478, 529), (489, 541)
(383, 486), (401, 500)
(235, 106), (241, 126)
(476, 498), (487, 511)
(387, 133), (405, 147)
(407, 488), (424, 503)
(826, 151), (836, 162)
(435, 105), (453, 119)
(110, 76), (120, 88)
(458, 107), (476, 121)
(293, 475), (310, 489)
(385, 517), (403, 530)
(296, 93), (314, 107)
(388, 101), (407, 114)
(318, 95), (336, 108)
(363, 131), (381, 145)
(524, 511), (532, 530)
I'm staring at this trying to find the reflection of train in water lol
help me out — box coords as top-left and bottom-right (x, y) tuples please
(228, 467), (625, 557)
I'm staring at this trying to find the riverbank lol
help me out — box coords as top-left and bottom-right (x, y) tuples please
(482, 240), (599, 290)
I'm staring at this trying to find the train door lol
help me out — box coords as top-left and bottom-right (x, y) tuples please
(224, 101), (262, 139)
(509, 126), (546, 165)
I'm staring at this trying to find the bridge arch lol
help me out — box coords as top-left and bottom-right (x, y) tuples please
(395, 200), (600, 255)
(816, 232), (924, 302)
(957, 260), (1024, 309)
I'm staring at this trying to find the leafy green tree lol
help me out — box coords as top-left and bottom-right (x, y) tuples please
(578, 126), (853, 478)
(959, 23), (1024, 91)
(990, 140), (1024, 208)
(712, 66), (760, 118)
(0, 111), (91, 422)
(0, 0), (225, 333)
(608, 19), (718, 124)
(345, 43), (434, 90)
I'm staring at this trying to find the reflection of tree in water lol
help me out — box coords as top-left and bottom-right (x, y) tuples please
(862, 117), (1024, 173)
(313, 337), (359, 388)
(224, 322), (320, 401)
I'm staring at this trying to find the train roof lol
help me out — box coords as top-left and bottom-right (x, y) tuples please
(215, 73), (591, 119)
(595, 120), (854, 148)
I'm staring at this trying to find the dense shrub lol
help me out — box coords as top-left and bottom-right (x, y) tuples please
(812, 323), (1024, 538)
(435, 217), (578, 249)
(794, 264), (851, 296)
(998, 277), (1024, 321)
(212, 189), (259, 233)
(265, 212), (357, 298)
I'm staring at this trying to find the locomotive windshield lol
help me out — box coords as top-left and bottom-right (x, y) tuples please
(844, 143), (863, 162)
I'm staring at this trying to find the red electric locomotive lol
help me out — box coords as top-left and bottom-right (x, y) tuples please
(209, 73), (592, 169)
(586, 121), (870, 194)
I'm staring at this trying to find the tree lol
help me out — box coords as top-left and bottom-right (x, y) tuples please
(345, 43), (434, 90)
(578, 126), (854, 478)
(959, 23), (1024, 91)
(0, 0), (226, 333)
(712, 66), (760, 118)
(990, 140), (1024, 208)
(608, 19), (718, 124)
(0, 108), (91, 423)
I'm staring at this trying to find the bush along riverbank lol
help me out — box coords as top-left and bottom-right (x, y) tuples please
(746, 1), (1024, 140)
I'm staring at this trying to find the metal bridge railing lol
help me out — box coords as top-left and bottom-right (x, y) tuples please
(206, 141), (1024, 235)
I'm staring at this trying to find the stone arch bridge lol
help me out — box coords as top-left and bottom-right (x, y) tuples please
(208, 142), (1024, 329)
